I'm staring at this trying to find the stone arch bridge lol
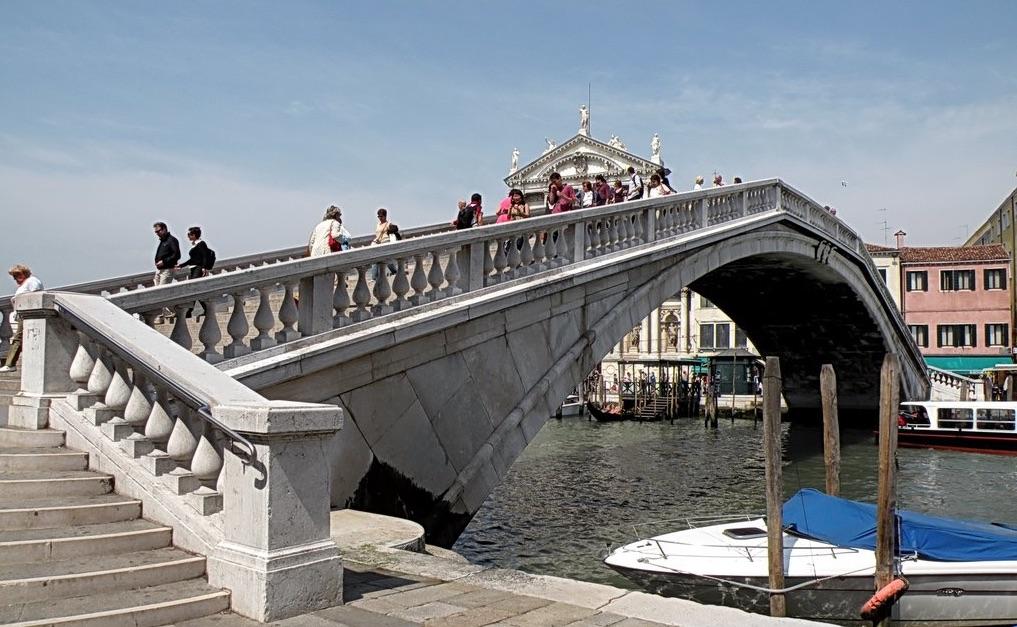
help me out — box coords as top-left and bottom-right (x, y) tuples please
(4, 179), (928, 565)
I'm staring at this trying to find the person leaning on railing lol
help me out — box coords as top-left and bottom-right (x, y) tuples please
(0, 264), (44, 372)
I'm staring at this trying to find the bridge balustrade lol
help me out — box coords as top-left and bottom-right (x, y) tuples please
(9, 290), (342, 620)
(3, 180), (874, 365)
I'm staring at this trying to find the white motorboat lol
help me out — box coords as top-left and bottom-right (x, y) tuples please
(605, 489), (1017, 626)
(556, 394), (584, 418)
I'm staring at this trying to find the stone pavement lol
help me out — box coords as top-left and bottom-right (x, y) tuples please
(170, 562), (670, 627)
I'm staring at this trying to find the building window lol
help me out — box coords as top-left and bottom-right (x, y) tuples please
(734, 327), (748, 348)
(905, 271), (927, 292)
(985, 268), (1007, 290)
(908, 325), (929, 348)
(699, 323), (731, 350)
(986, 323), (1009, 347)
(700, 294), (715, 308)
(940, 269), (975, 291)
(937, 324), (976, 348)
(877, 268), (887, 283)
(699, 324), (715, 350)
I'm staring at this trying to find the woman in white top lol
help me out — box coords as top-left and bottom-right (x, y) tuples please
(308, 205), (350, 257)
(581, 181), (595, 208)
(647, 174), (673, 198)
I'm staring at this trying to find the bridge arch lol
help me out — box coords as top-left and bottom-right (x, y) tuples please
(232, 217), (923, 545)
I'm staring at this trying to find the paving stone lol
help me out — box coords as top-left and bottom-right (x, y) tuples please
(311, 603), (420, 626)
(607, 619), (668, 627)
(562, 613), (629, 626)
(349, 594), (415, 614)
(383, 581), (478, 608)
(485, 594), (553, 615)
(425, 604), (517, 627)
(390, 601), (465, 622)
(441, 587), (516, 609)
(273, 615), (339, 626)
(169, 613), (266, 627)
(501, 602), (599, 626)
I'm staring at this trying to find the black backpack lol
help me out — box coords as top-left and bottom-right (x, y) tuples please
(204, 246), (216, 270)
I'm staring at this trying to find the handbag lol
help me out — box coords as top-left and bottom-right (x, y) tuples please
(326, 220), (342, 252)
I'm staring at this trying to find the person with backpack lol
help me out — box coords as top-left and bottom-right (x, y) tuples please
(454, 194), (483, 229)
(626, 166), (644, 201)
(177, 226), (215, 278)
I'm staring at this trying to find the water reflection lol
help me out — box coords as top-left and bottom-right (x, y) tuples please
(453, 417), (1017, 588)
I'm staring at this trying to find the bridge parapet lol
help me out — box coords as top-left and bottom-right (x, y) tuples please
(7, 290), (343, 621)
(4, 179), (879, 366)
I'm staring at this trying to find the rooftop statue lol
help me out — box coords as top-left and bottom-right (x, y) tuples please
(579, 104), (590, 135)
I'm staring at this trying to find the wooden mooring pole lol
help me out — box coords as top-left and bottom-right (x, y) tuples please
(820, 364), (840, 496)
(762, 356), (785, 617)
(876, 353), (901, 626)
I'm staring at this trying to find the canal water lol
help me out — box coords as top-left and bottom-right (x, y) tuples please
(453, 415), (1017, 589)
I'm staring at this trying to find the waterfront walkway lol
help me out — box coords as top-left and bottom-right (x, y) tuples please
(170, 511), (829, 627)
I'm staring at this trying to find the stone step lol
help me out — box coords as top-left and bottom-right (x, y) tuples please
(0, 427), (65, 448)
(0, 546), (206, 604)
(0, 470), (113, 498)
(0, 447), (89, 472)
(0, 494), (141, 530)
(0, 578), (229, 626)
(0, 380), (19, 393)
(0, 519), (172, 563)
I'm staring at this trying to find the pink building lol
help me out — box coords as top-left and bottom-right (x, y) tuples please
(898, 244), (1011, 375)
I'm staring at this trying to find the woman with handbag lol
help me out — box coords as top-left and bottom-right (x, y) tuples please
(308, 205), (350, 257)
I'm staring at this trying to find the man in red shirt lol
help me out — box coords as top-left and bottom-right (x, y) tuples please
(547, 172), (576, 213)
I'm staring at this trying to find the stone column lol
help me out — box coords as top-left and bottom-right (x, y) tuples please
(207, 401), (344, 622)
(298, 273), (335, 337)
(461, 241), (486, 293)
(9, 292), (78, 429)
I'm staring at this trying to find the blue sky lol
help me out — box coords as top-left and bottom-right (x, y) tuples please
(3, 1), (1017, 285)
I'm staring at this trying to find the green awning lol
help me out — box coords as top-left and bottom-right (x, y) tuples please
(925, 356), (1012, 376)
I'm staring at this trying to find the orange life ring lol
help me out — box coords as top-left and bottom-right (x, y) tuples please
(860, 577), (910, 620)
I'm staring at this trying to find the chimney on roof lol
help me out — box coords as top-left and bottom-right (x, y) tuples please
(894, 230), (907, 249)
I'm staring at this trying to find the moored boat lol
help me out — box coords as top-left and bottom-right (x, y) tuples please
(586, 401), (631, 422)
(605, 489), (1017, 625)
(897, 400), (1017, 455)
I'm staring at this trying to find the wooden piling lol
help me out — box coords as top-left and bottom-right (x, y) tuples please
(876, 353), (900, 625)
(762, 356), (785, 617)
(820, 364), (840, 496)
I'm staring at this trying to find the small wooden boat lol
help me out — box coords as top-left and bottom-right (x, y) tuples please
(586, 401), (631, 422)
(895, 400), (1017, 455)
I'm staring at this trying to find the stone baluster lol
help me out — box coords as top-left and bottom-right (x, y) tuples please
(169, 304), (192, 350)
(188, 421), (224, 515)
(588, 222), (601, 256)
(371, 262), (393, 316)
(67, 335), (100, 410)
(390, 259), (410, 311)
(224, 291), (251, 359)
(426, 250), (445, 300)
(86, 351), (126, 425)
(350, 267), (372, 322)
(504, 236), (520, 279)
(139, 390), (175, 473)
(164, 405), (201, 495)
(518, 234), (534, 274)
(607, 217), (620, 253)
(483, 241), (495, 284)
(250, 286), (277, 351)
(545, 227), (560, 267)
(444, 248), (462, 296)
(409, 254), (428, 306)
(492, 239), (508, 282)
(0, 309), (11, 359)
(197, 298), (223, 363)
(332, 270), (352, 327)
(532, 231), (547, 272)
(120, 371), (155, 458)
(617, 215), (630, 249)
(104, 367), (152, 442)
(633, 211), (644, 244)
(275, 283), (300, 343)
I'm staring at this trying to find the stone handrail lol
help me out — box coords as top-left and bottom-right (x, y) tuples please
(8, 290), (343, 620)
(928, 364), (982, 401)
(5, 180), (886, 368)
(0, 220), (456, 357)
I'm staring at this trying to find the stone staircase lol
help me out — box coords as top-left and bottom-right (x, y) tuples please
(0, 425), (230, 626)
(0, 369), (17, 426)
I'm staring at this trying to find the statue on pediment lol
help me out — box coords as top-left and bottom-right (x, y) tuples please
(579, 104), (590, 135)
(510, 148), (519, 173)
(651, 133), (661, 164)
(544, 137), (557, 154)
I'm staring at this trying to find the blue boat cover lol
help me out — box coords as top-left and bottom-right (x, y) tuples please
(782, 488), (1017, 562)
